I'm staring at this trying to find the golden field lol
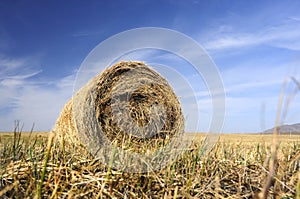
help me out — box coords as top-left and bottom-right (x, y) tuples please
(0, 131), (299, 198)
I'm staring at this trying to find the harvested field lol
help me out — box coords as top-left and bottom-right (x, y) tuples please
(0, 131), (299, 198)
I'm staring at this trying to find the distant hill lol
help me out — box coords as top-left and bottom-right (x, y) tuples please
(262, 123), (300, 135)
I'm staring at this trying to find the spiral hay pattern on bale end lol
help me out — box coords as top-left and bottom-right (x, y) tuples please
(52, 61), (184, 154)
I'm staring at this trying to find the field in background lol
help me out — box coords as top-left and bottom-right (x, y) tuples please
(1, 131), (300, 142)
(0, 132), (299, 198)
(0, 131), (49, 137)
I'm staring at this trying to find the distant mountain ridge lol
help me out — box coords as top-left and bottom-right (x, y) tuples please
(262, 123), (300, 134)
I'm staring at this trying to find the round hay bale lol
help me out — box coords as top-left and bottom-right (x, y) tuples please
(52, 61), (184, 156)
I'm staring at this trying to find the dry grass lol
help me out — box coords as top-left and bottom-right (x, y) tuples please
(0, 131), (299, 198)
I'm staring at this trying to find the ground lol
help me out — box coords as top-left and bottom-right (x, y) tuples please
(0, 132), (299, 198)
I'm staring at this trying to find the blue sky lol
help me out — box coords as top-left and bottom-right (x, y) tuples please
(0, 0), (300, 133)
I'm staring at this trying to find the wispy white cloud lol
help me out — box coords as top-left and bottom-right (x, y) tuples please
(0, 55), (75, 131)
(0, 56), (30, 71)
(288, 16), (300, 22)
(197, 5), (300, 52)
(203, 20), (300, 51)
(0, 70), (43, 84)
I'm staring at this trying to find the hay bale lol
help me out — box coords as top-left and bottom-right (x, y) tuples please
(52, 61), (184, 157)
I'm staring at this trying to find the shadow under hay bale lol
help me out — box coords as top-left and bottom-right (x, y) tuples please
(52, 61), (185, 171)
